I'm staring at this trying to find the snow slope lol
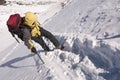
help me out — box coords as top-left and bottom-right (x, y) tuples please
(0, 0), (120, 80)
(0, 0), (69, 52)
(45, 0), (120, 48)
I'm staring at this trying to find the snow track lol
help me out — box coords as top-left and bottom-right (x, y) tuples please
(40, 51), (80, 80)
(0, 43), (18, 65)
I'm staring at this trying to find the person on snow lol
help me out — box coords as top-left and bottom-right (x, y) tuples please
(7, 11), (63, 54)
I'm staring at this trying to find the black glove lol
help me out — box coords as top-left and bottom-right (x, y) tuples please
(31, 47), (37, 54)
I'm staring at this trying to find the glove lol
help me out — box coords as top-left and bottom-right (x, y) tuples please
(31, 47), (37, 54)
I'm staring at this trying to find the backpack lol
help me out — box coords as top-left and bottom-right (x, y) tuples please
(7, 13), (22, 30)
(7, 14), (23, 41)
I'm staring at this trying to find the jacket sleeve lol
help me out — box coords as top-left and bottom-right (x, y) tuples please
(21, 27), (34, 49)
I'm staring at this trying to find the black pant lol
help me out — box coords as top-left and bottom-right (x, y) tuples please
(32, 27), (60, 51)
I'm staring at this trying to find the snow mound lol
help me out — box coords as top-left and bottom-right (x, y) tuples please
(34, 33), (120, 80)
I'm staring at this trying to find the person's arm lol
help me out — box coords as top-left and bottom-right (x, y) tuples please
(22, 27), (37, 54)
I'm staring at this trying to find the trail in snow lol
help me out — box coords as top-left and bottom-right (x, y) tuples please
(40, 51), (80, 80)
(0, 43), (52, 80)
(0, 43), (18, 65)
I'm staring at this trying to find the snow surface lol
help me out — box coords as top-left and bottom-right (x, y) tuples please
(0, 0), (120, 80)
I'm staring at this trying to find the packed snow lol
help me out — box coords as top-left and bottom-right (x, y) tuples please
(0, 0), (120, 80)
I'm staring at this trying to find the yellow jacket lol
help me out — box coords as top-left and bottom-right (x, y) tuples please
(24, 11), (41, 37)
(22, 11), (41, 51)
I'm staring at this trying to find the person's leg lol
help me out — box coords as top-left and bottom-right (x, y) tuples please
(40, 27), (60, 48)
(32, 37), (50, 51)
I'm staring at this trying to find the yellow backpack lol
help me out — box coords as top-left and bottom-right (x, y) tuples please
(24, 11), (41, 37)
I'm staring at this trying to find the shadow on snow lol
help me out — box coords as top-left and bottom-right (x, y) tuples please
(0, 54), (33, 68)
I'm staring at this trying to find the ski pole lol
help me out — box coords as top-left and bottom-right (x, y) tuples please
(14, 36), (20, 43)
(36, 53), (45, 64)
